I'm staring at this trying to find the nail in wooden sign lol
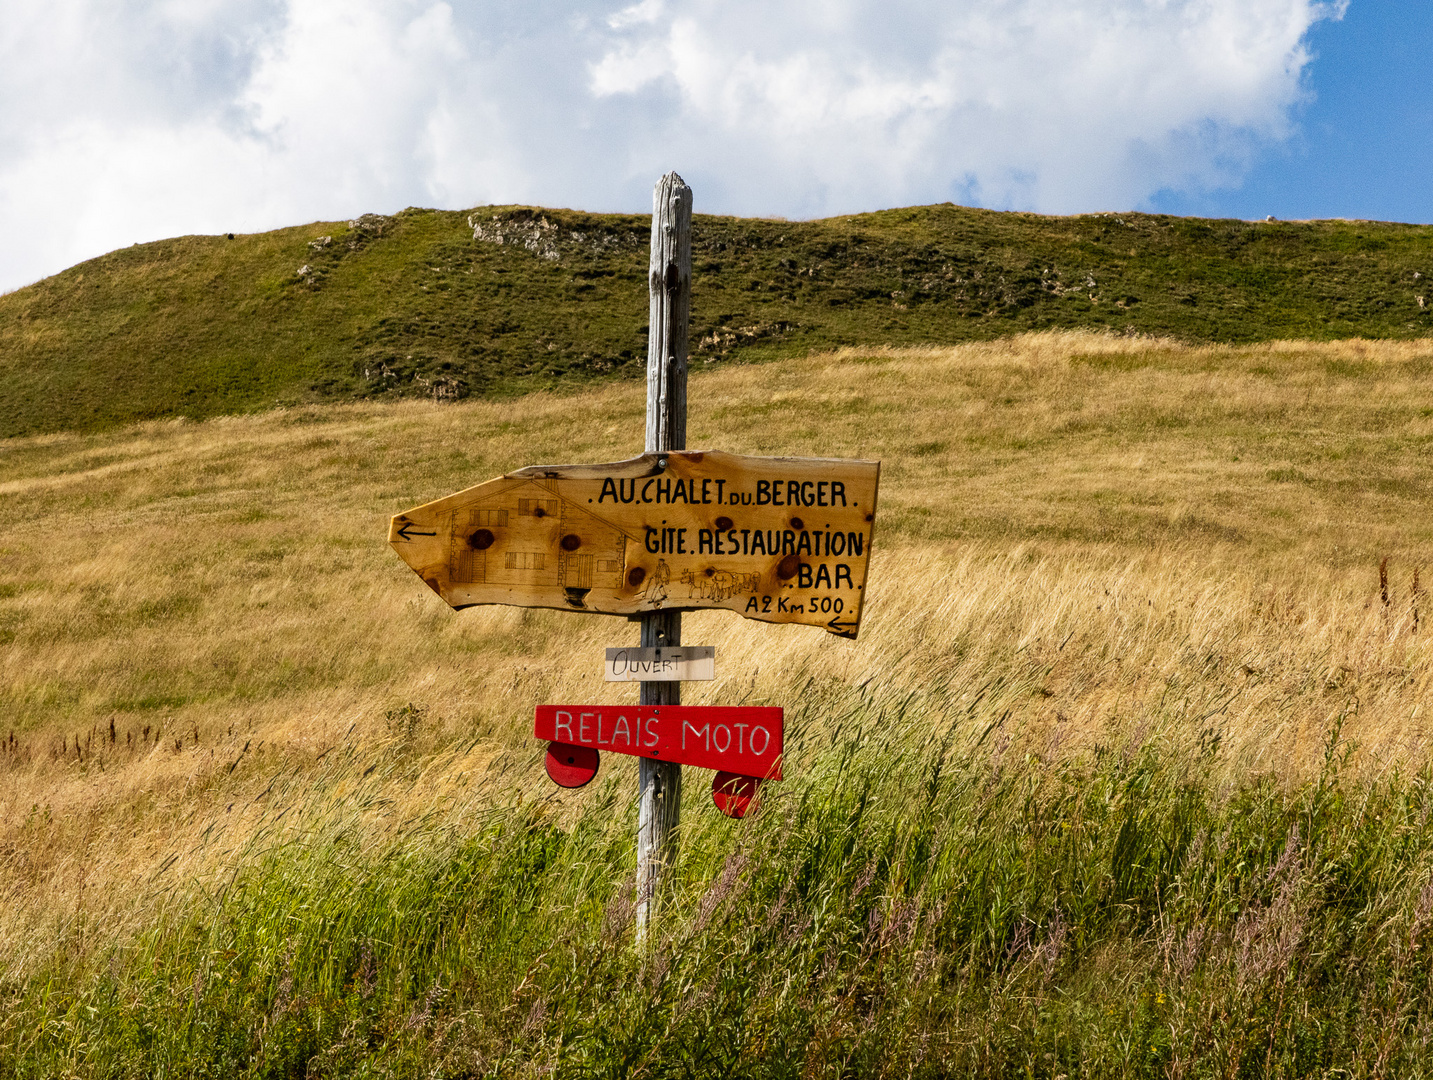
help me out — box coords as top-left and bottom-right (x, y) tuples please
(605, 646), (714, 682)
(535, 704), (783, 779)
(389, 450), (880, 638)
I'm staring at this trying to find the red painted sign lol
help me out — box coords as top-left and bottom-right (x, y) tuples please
(534, 704), (783, 779)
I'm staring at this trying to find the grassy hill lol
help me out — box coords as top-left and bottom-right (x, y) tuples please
(6, 336), (1433, 1075)
(1, 203), (1431, 437)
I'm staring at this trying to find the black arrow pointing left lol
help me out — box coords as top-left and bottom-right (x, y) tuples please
(395, 522), (437, 541)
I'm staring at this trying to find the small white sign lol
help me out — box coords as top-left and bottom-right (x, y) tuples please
(604, 646), (716, 682)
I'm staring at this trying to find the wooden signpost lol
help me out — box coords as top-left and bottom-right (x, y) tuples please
(605, 646), (715, 682)
(535, 704), (783, 780)
(387, 173), (880, 939)
(387, 450), (879, 638)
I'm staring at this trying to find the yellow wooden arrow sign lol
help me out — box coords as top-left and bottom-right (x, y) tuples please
(389, 450), (880, 638)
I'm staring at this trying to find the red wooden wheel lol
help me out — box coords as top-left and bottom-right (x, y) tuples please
(712, 770), (761, 818)
(545, 742), (599, 788)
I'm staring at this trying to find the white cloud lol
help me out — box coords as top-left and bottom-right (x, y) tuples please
(590, 0), (1342, 213)
(607, 0), (665, 31)
(0, 0), (1341, 292)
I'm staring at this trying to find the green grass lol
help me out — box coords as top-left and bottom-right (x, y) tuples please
(8, 334), (1433, 1074)
(8, 698), (1433, 1078)
(2, 204), (1431, 438)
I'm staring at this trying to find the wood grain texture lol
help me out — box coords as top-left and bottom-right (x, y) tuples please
(387, 450), (880, 638)
(638, 173), (690, 940)
(645, 173), (691, 456)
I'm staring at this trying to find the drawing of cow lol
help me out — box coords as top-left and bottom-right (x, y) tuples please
(681, 568), (761, 602)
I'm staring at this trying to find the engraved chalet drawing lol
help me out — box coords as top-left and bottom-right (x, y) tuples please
(444, 478), (634, 603)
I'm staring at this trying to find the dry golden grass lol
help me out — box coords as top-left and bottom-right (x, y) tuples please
(4, 330), (1433, 976)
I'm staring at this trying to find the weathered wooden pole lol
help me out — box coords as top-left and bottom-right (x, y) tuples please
(635, 172), (692, 939)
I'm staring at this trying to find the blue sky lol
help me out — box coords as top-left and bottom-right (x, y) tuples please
(0, 0), (1426, 294)
(1152, 0), (1432, 222)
